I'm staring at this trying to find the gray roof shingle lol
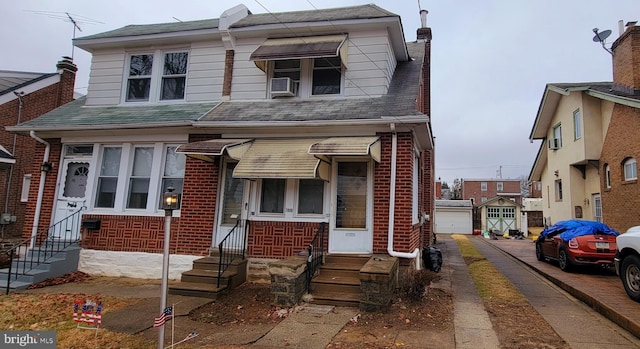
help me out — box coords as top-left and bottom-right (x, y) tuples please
(549, 82), (640, 102)
(230, 4), (398, 28)
(75, 19), (220, 41)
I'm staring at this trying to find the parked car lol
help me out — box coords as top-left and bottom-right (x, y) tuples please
(615, 226), (640, 302)
(535, 220), (619, 272)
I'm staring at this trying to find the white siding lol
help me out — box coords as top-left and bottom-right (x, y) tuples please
(344, 30), (396, 97)
(85, 50), (126, 106)
(187, 42), (225, 102)
(231, 37), (268, 100)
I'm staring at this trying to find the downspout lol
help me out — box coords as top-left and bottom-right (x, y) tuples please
(29, 131), (50, 248)
(387, 123), (421, 269)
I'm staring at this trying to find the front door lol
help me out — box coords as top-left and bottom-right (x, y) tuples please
(593, 194), (602, 222)
(215, 162), (249, 247)
(329, 161), (372, 254)
(53, 159), (89, 240)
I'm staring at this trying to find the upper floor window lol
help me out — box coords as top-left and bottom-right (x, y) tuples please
(269, 58), (342, 98)
(126, 51), (188, 103)
(312, 57), (341, 95)
(497, 182), (504, 191)
(573, 109), (582, 140)
(605, 164), (611, 188)
(481, 182), (487, 191)
(624, 158), (637, 181)
(551, 124), (562, 149)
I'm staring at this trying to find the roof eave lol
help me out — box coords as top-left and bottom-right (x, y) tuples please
(74, 28), (221, 51)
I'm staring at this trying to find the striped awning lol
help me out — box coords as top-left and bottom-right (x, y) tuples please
(176, 139), (252, 162)
(233, 139), (330, 181)
(309, 136), (381, 162)
(250, 35), (348, 71)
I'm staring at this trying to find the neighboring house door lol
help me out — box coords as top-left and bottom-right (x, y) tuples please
(486, 206), (516, 234)
(53, 159), (89, 240)
(329, 161), (373, 254)
(593, 194), (602, 222)
(215, 161), (249, 248)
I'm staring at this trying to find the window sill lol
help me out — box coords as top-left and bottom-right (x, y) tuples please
(622, 179), (638, 185)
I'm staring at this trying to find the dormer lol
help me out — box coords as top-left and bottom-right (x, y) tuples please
(250, 35), (348, 98)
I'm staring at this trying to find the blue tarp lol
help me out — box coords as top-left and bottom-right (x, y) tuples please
(537, 219), (619, 242)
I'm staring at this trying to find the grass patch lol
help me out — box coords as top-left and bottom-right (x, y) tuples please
(452, 234), (524, 302)
(0, 293), (153, 348)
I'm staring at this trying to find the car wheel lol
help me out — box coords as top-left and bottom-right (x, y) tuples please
(621, 255), (640, 302)
(535, 242), (544, 261)
(558, 248), (573, 272)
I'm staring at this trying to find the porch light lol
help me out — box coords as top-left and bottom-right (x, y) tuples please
(163, 187), (178, 213)
(40, 162), (52, 173)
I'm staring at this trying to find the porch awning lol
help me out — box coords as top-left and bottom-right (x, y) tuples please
(309, 136), (381, 163)
(250, 35), (348, 71)
(233, 139), (331, 181)
(0, 145), (15, 169)
(176, 139), (252, 162)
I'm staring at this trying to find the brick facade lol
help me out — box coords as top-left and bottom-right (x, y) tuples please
(611, 26), (640, 94)
(1, 59), (76, 239)
(462, 179), (522, 205)
(600, 104), (640, 232)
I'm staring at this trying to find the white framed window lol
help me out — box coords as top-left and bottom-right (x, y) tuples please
(624, 158), (637, 181)
(258, 178), (327, 217)
(125, 51), (189, 103)
(481, 197), (487, 203)
(481, 182), (487, 191)
(20, 174), (31, 202)
(497, 182), (504, 191)
(552, 124), (562, 149)
(269, 57), (342, 98)
(573, 109), (582, 140)
(605, 164), (611, 188)
(93, 143), (185, 213)
(555, 179), (563, 201)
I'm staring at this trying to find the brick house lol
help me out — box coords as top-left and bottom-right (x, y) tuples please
(8, 4), (435, 290)
(0, 59), (77, 240)
(461, 178), (522, 205)
(529, 23), (640, 233)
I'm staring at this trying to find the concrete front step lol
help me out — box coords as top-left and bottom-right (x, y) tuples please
(307, 255), (369, 307)
(307, 291), (360, 307)
(168, 282), (227, 299)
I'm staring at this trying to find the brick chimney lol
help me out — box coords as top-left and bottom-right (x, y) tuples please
(56, 56), (78, 105)
(611, 23), (640, 95)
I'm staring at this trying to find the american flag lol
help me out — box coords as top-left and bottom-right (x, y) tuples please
(154, 306), (173, 328)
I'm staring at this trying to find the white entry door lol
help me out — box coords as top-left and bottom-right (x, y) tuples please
(329, 161), (372, 254)
(53, 159), (89, 240)
(215, 162), (249, 248)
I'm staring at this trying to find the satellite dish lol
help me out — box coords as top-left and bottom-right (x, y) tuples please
(592, 28), (612, 43)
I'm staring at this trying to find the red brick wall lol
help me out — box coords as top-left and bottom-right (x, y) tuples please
(600, 104), (640, 232)
(462, 180), (521, 205)
(1, 63), (75, 239)
(611, 25), (640, 94)
(248, 221), (322, 258)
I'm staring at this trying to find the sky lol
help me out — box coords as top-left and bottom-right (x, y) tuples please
(2, 0), (638, 185)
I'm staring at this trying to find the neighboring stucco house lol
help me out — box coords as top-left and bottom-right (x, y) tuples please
(0, 60), (77, 240)
(528, 23), (640, 233)
(7, 4), (435, 289)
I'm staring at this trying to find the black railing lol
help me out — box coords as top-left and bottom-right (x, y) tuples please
(217, 219), (248, 288)
(306, 222), (327, 293)
(3, 208), (84, 294)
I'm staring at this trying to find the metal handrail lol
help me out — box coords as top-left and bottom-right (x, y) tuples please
(3, 207), (83, 294)
(216, 219), (248, 288)
(306, 222), (327, 293)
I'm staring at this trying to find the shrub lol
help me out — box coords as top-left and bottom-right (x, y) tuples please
(401, 268), (439, 301)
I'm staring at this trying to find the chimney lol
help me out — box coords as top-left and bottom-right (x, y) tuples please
(611, 23), (640, 95)
(417, 10), (432, 41)
(56, 56), (78, 105)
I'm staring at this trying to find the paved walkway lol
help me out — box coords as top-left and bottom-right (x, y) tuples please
(472, 236), (640, 348)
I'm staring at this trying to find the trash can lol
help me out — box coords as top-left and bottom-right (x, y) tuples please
(422, 246), (442, 273)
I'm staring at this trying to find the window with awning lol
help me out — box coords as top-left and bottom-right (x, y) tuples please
(175, 139), (252, 162)
(309, 136), (381, 163)
(250, 35), (348, 71)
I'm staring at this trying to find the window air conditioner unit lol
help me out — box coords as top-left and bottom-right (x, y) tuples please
(270, 77), (296, 97)
(548, 138), (560, 150)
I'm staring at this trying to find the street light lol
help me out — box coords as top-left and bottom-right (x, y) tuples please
(158, 187), (178, 349)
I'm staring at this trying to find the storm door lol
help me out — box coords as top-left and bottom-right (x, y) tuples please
(215, 161), (249, 247)
(53, 159), (89, 240)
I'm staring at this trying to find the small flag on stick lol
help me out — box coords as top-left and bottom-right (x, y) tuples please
(154, 306), (173, 328)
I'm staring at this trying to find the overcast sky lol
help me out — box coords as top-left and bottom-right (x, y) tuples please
(3, 1), (637, 185)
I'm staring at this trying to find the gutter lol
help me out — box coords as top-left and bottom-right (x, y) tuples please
(29, 131), (50, 248)
(386, 123), (420, 268)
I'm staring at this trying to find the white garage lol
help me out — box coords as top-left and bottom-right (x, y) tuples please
(435, 199), (473, 234)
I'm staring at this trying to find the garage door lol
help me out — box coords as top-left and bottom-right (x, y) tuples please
(436, 210), (472, 234)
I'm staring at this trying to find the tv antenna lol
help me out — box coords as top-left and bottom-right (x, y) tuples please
(25, 10), (104, 59)
(592, 28), (613, 55)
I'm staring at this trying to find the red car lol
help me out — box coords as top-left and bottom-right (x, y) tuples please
(535, 220), (619, 272)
